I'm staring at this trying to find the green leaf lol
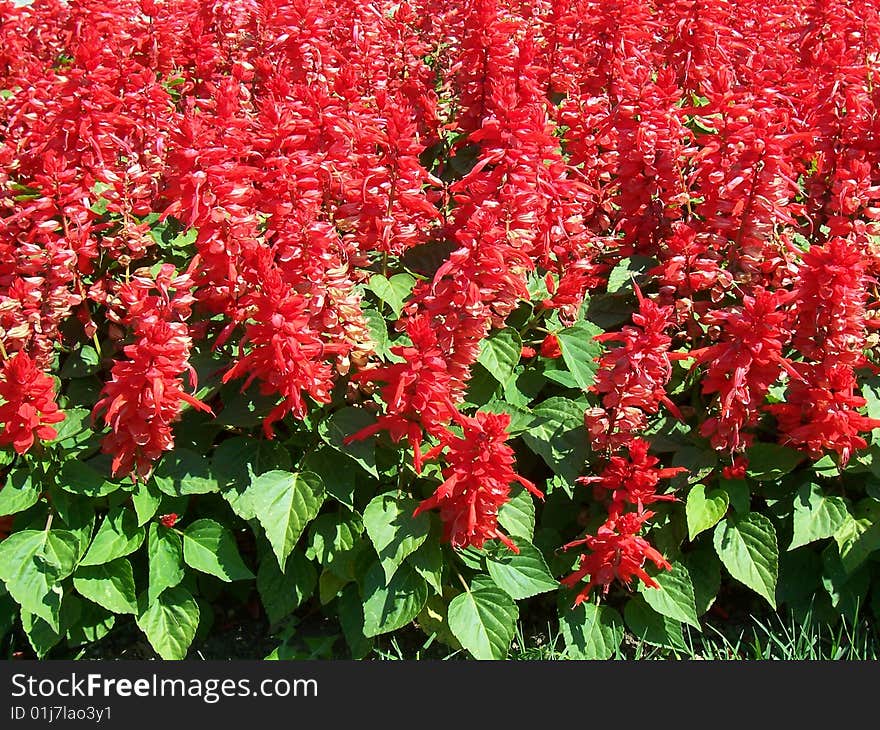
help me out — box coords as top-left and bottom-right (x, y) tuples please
(212, 436), (292, 520)
(448, 580), (518, 659)
(486, 539), (558, 600)
(555, 321), (602, 391)
(497, 485), (536, 541)
(0, 468), (41, 516)
(477, 328), (522, 386)
(606, 257), (635, 294)
(624, 596), (687, 652)
(48, 490), (94, 560)
(366, 273), (415, 318)
(639, 561), (700, 629)
(559, 601), (624, 660)
(363, 307), (390, 360)
(305, 510), (362, 565)
(361, 561), (429, 638)
(713, 513), (778, 608)
(80, 507), (144, 566)
(686, 484), (729, 540)
(21, 611), (62, 658)
(257, 550), (316, 624)
(719, 478), (750, 514)
(684, 548), (722, 616)
(65, 602), (116, 647)
(0, 529), (79, 630)
(132, 480), (163, 527)
(363, 493), (430, 583)
(136, 586), (199, 660)
(59, 460), (118, 498)
(521, 397), (588, 482)
(338, 584), (372, 659)
(834, 499), (880, 574)
(153, 449), (217, 496)
(407, 532), (444, 594)
(21, 594), (81, 657)
(182, 519), (253, 582)
(48, 408), (91, 447)
(249, 471), (325, 569)
(147, 524), (184, 604)
(59, 345), (100, 378)
(319, 407), (378, 477)
(790, 482), (849, 550)
(73, 558), (138, 614)
(301, 446), (356, 509)
(746, 443), (803, 481)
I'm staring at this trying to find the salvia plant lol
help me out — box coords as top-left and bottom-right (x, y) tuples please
(1, 0), (880, 660)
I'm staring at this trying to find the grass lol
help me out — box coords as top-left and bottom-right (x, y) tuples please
(367, 609), (880, 660)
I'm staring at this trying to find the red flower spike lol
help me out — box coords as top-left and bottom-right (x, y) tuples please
(0, 352), (65, 454)
(413, 411), (543, 552)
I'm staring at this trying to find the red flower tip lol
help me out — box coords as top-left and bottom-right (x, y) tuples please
(159, 513), (179, 528)
(540, 334), (562, 359)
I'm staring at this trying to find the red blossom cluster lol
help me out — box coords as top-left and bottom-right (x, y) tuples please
(2, 0), (880, 600)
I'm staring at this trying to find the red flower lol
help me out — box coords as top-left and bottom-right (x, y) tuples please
(0, 352), (65, 454)
(722, 456), (748, 480)
(561, 510), (671, 604)
(690, 288), (795, 452)
(159, 513), (179, 528)
(94, 268), (209, 478)
(347, 314), (459, 472)
(767, 363), (880, 465)
(540, 333), (562, 359)
(586, 286), (681, 451)
(414, 411), (543, 552)
(577, 438), (685, 517)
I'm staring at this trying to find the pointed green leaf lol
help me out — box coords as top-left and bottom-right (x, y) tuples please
(136, 586), (199, 660)
(132, 480), (163, 527)
(147, 524), (184, 604)
(834, 499), (880, 574)
(338, 583), (372, 659)
(639, 561), (700, 629)
(713, 513), (778, 608)
(0, 529), (79, 630)
(790, 482), (849, 550)
(361, 561), (429, 638)
(182, 518), (253, 582)
(257, 550), (316, 624)
(745, 443), (803, 481)
(624, 596), (687, 652)
(448, 580), (518, 659)
(497, 485), (536, 541)
(407, 533), (444, 595)
(153, 449), (217, 496)
(249, 471), (325, 568)
(521, 397), (589, 482)
(73, 558), (137, 614)
(684, 547), (721, 616)
(212, 436), (292, 520)
(363, 492), (430, 582)
(486, 539), (558, 600)
(319, 407), (378, 477)
(555, 320), (602, 391)
(80, 507), (144, 566)
(559, 601), (624, 659)
(59, 460), (118, 497)
(305, 510), (362, 565)
(0, 468), (41, 516)
(686, 484), (729, 541)
(477, 328), (522, 386)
